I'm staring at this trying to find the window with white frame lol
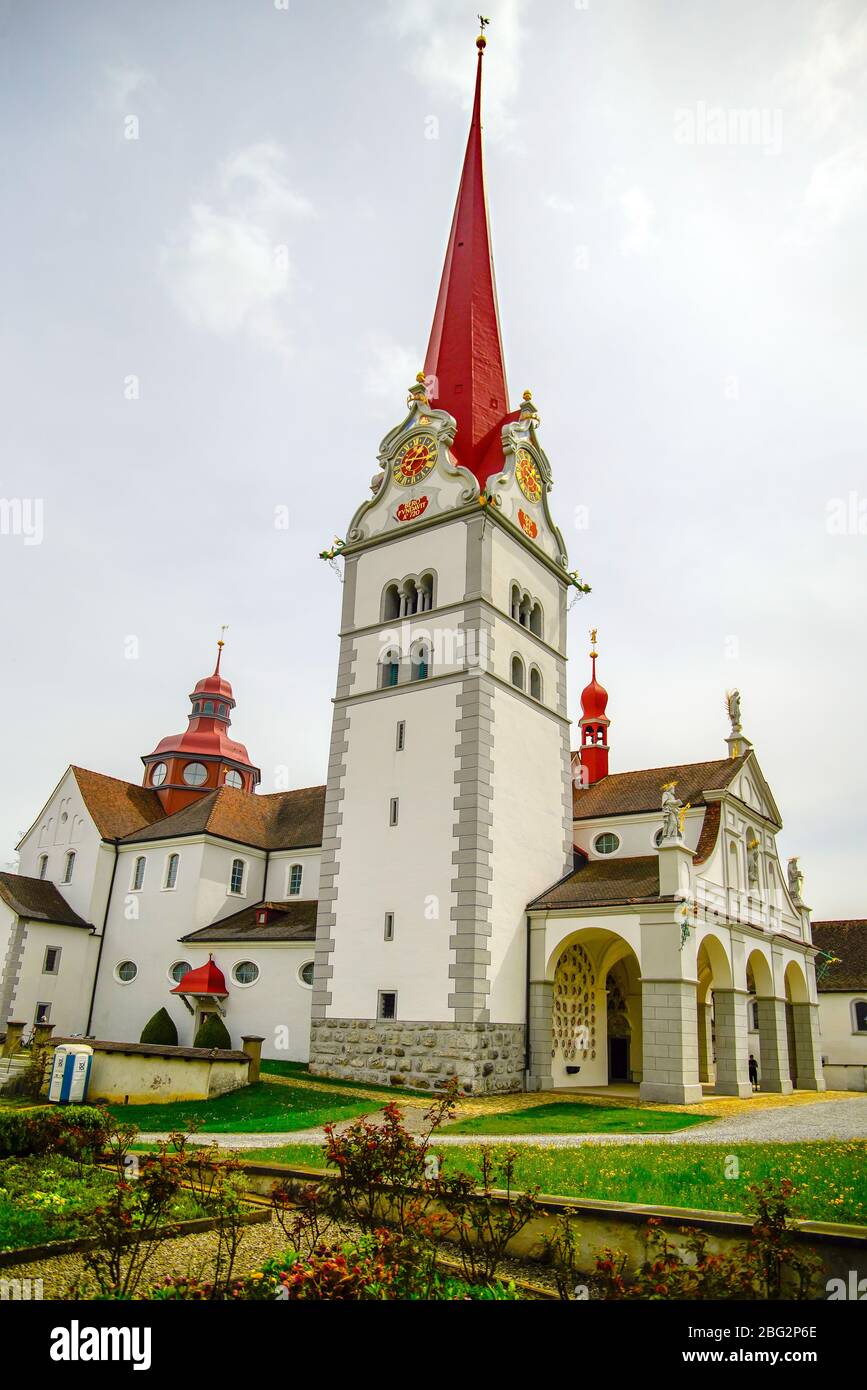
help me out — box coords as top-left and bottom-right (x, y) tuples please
(299, 961), (315, 988)
(396, 721), (406, 752)
(378, 990), (397, 1020)
(384, 911), (395, 942)
(853, 1001), (867, 1033)
(232, 960), (259, 986)
(35, 1002), (51, 1024)
(389, 798), (399, 827)
(132, 856), (146, 891)
(288, 863), (303, 897)
(229, 858), (246, 895)
(43, 946), (61, 975)
(164, 853), (180, 890)
(38, 854), (48, 880)
(62, 851), (76, 884)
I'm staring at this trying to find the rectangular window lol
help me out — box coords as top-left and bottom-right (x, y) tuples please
(43, 947), (61, 975)
(288, 864), (303, 897)
(230, 859), (246, 895)
(389, 798), (399, 827)
(751, 1001), (760, 1031)
(35, 1003), (51, 1025)
(396, 721), (406, 752)
(132, 857), (146, 891)
(377, 991), (397, 1021)
(164, 853), (179, 890)
(384, 912), (395, 942)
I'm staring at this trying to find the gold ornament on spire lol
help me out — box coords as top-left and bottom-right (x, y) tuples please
(477, 15), (490, 49)
(590, 628), (599, 657)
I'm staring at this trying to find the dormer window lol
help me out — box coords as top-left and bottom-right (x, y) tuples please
(230, 859), (246, 895)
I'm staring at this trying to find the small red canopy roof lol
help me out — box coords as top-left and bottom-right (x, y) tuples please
(171, 958), (228, 998)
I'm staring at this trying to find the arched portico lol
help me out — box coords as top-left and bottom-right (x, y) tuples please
(785, 959), (824, 1090)
(542, 928), (643, 1090)
(746, 946), (793, 1094)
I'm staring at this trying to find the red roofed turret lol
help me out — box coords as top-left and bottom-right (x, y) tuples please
(141, 639), (261, 814)
(171, 956), (228, 999)
(578, 632), (610, 787)
(423, 28), (519, 485)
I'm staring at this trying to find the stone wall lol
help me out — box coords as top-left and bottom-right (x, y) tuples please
(309, 1019), (526, 1095)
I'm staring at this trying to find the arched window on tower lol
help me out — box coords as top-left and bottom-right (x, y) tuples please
(511, 655), (525, 692)
(382, 584), (401, 622)
(530, 602), (544, 638)
(529, 667), (542, 702)
(511, 585), (521, 622)
(380, 649), (400, 689)
(411, 643), (430, 682)
(419, 573), (435, 612)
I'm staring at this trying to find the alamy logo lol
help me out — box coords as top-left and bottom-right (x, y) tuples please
(826, 1272), (867, 1300)
(49, 1321), (152, 1371)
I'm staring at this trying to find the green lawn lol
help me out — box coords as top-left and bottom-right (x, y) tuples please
(259, 1059), (427, 1100)
(445, 1101), (710, 1136)
(239, 1140), (867, 1226)
(106, 1082), (379, 1134)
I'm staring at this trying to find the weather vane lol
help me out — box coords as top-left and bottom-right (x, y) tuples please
(479, 15), (490, 35)
(218, 624), (229, 649)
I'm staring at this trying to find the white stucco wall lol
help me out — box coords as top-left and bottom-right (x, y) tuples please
(10, 921), (99, 1036)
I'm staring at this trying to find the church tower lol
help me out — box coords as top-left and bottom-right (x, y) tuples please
(310, 31), (580, 1094)
(141, 640), (261, 815)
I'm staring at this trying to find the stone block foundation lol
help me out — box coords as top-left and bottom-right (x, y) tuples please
(309, 1019), (526, 1095)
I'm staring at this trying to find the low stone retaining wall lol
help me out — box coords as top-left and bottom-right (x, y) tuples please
(309, 1019), (526, 1094)
(237, 1160), (867, 1289)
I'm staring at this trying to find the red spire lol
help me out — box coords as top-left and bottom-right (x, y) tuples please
(578, 634), (610, 787)
(424, 34), (517, 485)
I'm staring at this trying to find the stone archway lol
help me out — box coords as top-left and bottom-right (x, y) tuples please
(784, 960), (823, 1090)
(696, 932), (751, 1096)
(544, 929), (642, 1091)
(746, 947), (793, 1094)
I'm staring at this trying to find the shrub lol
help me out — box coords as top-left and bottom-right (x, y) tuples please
(0, 1105), (112, 1161)
(193, 1014), (232, 1050)
(139, 1008), (178, 1047)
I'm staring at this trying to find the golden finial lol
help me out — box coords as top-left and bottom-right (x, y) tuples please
(477, 15), (490, 49)
(523, 389), (533, 402)
(416, 371), (426, 385)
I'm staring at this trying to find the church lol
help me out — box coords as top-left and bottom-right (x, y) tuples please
(0, 33), (827, 1103)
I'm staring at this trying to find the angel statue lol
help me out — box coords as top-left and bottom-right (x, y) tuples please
(660, 782), (684, 842)
(747, 838), (760, 890)
(726, 689), (742, 735)
(787, 857), (805, 903)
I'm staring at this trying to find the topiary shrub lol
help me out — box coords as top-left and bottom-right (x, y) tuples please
(193, 1014), (232, 1050)
(140, 1008), (179, 1047)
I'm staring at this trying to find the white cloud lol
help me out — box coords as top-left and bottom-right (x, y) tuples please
(104, 65), (154, 112)
(544, 193), (576, 214)
(382, 0), (526, 138)
(619, 187), (655, 256)
(776, 5), (867, 140)
(161, 143), (313, 351)
(361, 334), (421, 402)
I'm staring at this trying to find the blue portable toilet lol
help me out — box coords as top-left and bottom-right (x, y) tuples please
(48, 1044), (93, 1104)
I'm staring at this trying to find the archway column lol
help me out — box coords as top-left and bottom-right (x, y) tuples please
(697, 1001), (713, 1084)
(712, 988), (752, 1096)
(790, 1002), (826, 1091)
(639, 979), (703, 1104)
(527, 978), (554, 1092)
(755, 996), (794, 1093)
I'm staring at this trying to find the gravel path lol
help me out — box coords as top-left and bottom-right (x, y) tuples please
(139, 1097), (867, 1152)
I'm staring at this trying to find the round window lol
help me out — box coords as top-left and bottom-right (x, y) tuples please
(183, 762), (208, 787)
(594, 832), (620, 856)
(233, 961), (259, 986)
(169, 961), (192, 984)
(116, 961), (138, 984)
(151, 763), (168, 787)
(654, 828), (665, 847)
(224, 770), (243, 789)
(299, 961), (315, 988)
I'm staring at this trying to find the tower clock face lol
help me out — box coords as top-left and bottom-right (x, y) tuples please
(515, 449), (543, 504)
(393, 435), (437, 487)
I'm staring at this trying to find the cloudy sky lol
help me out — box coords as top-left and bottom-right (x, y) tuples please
(1, 0), (864, 916)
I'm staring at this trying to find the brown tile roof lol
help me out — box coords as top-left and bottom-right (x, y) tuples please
(572, 757), (747, 822)
(693, 803), (721, 866)
(72, 767), (165, 839)
(811, 922), (867, 992)
(0, 873), (92, 928)
(181, 900), (318, 944)
(528, 855), (662, 911)
(121, 785), (326, 852)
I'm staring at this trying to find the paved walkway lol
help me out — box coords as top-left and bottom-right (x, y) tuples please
(138, 1096), (867, 1152)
